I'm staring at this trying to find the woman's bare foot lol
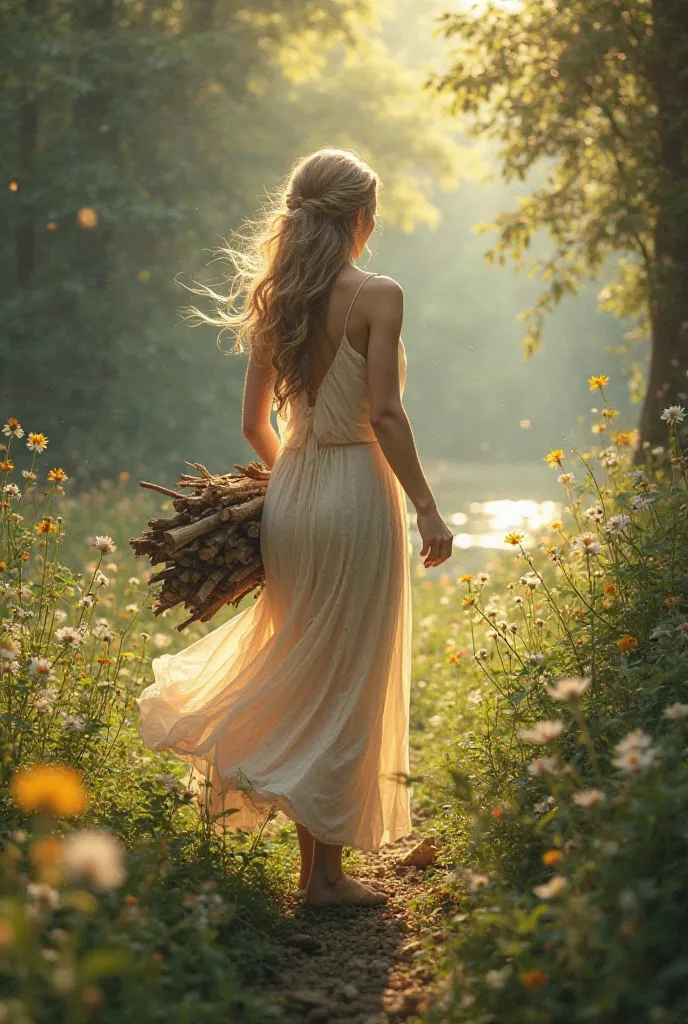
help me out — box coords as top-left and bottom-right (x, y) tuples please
(305, 871), (388, 907)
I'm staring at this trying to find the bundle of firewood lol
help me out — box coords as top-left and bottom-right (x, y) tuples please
(129, 460), (270, 631)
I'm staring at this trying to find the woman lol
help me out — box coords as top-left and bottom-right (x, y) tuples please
(136, 147), (453, 907)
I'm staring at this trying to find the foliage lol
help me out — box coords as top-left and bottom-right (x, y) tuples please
(408, 385), (688, 1021)
(0, 0), (460, 486)
(0, 422), (295, 1023)
(429, 0), (688, 445)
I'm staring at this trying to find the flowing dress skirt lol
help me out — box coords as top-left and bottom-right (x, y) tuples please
(136, 434), (413, 852)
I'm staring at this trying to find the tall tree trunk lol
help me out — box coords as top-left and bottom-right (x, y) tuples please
(638, 0), (688, 454)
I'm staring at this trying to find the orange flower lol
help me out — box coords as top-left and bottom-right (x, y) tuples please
(29, 835), (63, 884)
(48, 468), (68, 482)
(617, 635), (638, 652)
(0, 562), (6, 572)
(97, 657), (113, 665)
(462, 595), (476, 607)
(20, 552), (30, 561)
(0, 460), (14, 472)
(491, 807), (504, 819)
(521, 969), (548, 991)
(603, 584), (616, 595)
(119, 471), (130, 482)
(11, 765), (88, 817)
(615, 430), (637, 449)
(542, 849), (563, 866)
(36, 518), (57, 535)
(550, 521), (563, 531)
(77, 207), (98, 229)
(665, 595), (680, 609)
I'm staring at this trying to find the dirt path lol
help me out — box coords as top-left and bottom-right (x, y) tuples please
(264, 832), (444, 1023)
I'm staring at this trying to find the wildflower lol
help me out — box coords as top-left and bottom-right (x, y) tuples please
(447, 652), (462, 665)
(91, 535), (116, 554)
(22, 469), (36, 480)
(661, 405), (685, 425)
(459, 573), (473, 583)
(152, 633), (172, 649)
(558, 472), (575, 484)
(0, 460), (15, 472)
(665, 595), (680, 609)
(486, 966), (512, 990)
(478, 571), (490, 583)
(630, 494), (655, 512)
(521, 968), (549, 990)
(589, 374), (610, 391)
(467, 870), (489, 892)
(155, 773), (182, 795)
(514, 595), (524, 606)
(544, 449), (564, 468)
(572, 532), (602, 556)
(546, 546), (561, 564)
(36, 517), (58, 535)
(47, 468), (68, 482)
(612, 729), (660, 773)
(26, 432), (48, 453)
(28, 658), (52, 676)
(533, 876), (568, 899)
(11, 765), (87, 816)
(542, 850), (562, 866)
(583, 504), (604, 522)
(474, 648), (489, 661)
(60, 713), (86, 733)
(604, 514), (632, 537)
(486, 629), (499, 641)
(528, 756), (560, 777)
(91, 623), (114, 643)
(533, 796), (556, 816)
(504, 532), (524, 546)
(34, 687), (58, 712)
(545, 676), (591, 702)
(522, 572), (539, 589)
(615, 431), (637, 448)
(617, 635), (638, 652)
(550, 520), (563, 531)
(2, 418), (24, 438)
(55, 626), (84, 648)
(518, 720), (565, 745)
(61, 830), (126, 890)
(663, 702), (688, 720)
(603, 583), (617, 595)
(462, 595), (475, 608)
(573, 788), (605, 807)
(3, 483), (20, 497)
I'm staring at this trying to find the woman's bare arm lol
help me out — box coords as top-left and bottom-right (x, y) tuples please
(241, 348), (282, 469)
(365, 277), (453, 567)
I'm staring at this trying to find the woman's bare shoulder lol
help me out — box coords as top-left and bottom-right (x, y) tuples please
(367, 274), (403, 311)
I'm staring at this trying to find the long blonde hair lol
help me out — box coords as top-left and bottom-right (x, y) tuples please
(182, 147), (379, 415)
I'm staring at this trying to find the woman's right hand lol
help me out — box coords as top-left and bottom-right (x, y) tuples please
(416, 505), (454, 568)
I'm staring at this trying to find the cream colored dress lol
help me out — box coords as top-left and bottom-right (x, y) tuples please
(136, 273), (412, 852)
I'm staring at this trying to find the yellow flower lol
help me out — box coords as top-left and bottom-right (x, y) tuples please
(544, 449), (564, 468)
(462, 595), (476, 607)
(0, 562), (6, 572)
(601, 408), (619, 419)
(446, 652), (463, 665)
(504, 532), (524, 546)
(36, 518), (57, 535)
(617, 635), (638, 652)
(592, 423), (607, 433)
(11, 765), (88, 817)
(460, 574), (473, 583)
(542, 849), (563, 866)
(48, 468), (68, 482)
(20, 552), (30, 561)
(550, 521), (563, 531)
(615, 431), (637, 449)
(588, 374), (610, 391)
(521, 968), (549, 991)
(0, 460), (15, 472)
(26, 432), (48, 453)
(665, 595), (680, 609)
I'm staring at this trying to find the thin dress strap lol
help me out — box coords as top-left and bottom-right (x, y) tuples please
(342, 272), (377, 340)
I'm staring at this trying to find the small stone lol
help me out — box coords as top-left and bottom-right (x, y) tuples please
(287, 933), (326, 955)
(399, 837), (438, 869)
(287, 989), (331, 1010)
(340, 983), (359, 1001)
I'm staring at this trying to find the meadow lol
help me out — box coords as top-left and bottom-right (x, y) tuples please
(1, 376), (687, 1023)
